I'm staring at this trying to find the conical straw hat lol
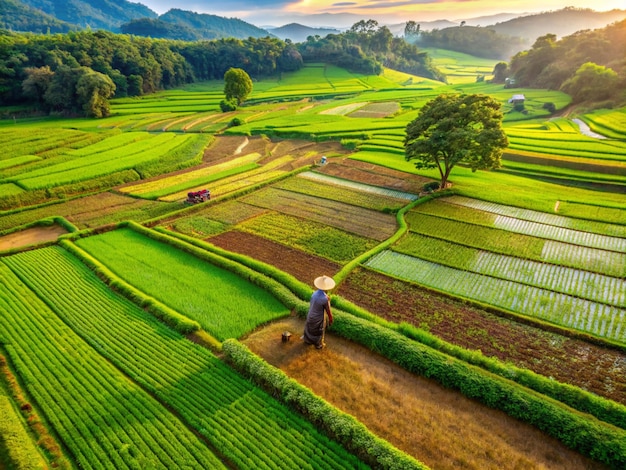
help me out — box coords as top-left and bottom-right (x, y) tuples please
(314, 275), (336, 290)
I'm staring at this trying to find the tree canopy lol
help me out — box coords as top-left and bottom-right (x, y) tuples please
(404, 94), (508, 189)
(224, 67), (252, 105)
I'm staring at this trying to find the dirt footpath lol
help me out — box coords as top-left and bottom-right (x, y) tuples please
(242, 314), (606, 470)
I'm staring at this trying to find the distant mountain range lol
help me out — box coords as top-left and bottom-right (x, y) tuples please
(1, 0), (625, 48)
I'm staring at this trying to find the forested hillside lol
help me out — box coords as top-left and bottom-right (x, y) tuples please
(507, 19), (626, 105)
(19, 0), (156, 30)
(412, 7), (626, 61)
(0, 0), (76, 33)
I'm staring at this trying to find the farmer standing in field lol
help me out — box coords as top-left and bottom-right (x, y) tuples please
(302, 275), (335, 349)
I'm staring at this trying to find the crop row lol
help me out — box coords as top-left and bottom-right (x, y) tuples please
(0, 261), (226, 469)
(75, 228), (289, 340)
(242, 187), (397, 241)
(299, 171), (418, 201)
(3, 246), (364, 469)
(239, 211), (378, 263)
(444, 195), (626, 238)
(65, 132), (154, 158)
(365, 250), (626, 344)
(12, 133), (177, 179)
(0, 155), (41, 171)
(395, 232), (624, 307)
(582, 109), (626, 139)
(0, 128), (96, 160)
(159, 155), (295, 202)
(121, 152), (262, 197)
(274, 174), (409, 211)
(8, 134), (193, 191)
(406, 212), (625, 278)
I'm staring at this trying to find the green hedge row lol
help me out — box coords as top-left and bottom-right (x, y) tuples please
(59, 239), (200, 334)
(329, 309), (626, 468)
(222, 339), (429, 470)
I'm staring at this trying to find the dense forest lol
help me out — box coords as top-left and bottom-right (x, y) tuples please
(414, 26), (528, 60)
(298, 20), (445, 81)
(506, 19), (626, 105)
(0, 22), (443, 117)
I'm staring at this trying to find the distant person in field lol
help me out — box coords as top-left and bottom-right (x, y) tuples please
(302, 275), (335, 349)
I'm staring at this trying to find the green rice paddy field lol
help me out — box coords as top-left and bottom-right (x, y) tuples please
(0, 55), (625, 470)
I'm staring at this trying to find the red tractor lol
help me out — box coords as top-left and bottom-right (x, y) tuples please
(185, 189), (211, 204)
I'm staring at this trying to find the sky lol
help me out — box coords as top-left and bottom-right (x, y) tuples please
(135, 0), (626, 27)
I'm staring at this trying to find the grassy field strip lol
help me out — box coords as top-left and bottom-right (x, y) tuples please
(16, 135), (193, 190)
(582, 108), (626, 139)
(406, 212), (625, 278)
(0, 193), (179, 232)
(274, 176), (408, 212)
(239, 211), (378, 264)
(365, 250), (626, 344)
(319, 102), (368, 115)
(6, 133), (180, 183)
(242, 187), (397, 241)
(0, 183), (24, 198)
(4, 246), (364, 469)
(159, 155), (294, 202)
(0, 155), (41, 170)
(299, 171), (419, 200)
(119, 152), (263, 196)
(395, 232), (624, 307)
(75, 228), (288, 340)
(0, 261), (226, 469)
(445, 195), (626, 238)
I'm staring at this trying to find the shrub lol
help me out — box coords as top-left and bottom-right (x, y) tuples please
(220, 99), (238, 112)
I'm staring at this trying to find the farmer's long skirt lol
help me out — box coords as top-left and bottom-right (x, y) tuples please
(303, 313), (328, 347)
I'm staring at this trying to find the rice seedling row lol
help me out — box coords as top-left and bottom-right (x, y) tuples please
(75, 228), (289, 340)
(490, 215), (626, 252)
(159, 154), (295, 202)
(274, 174), (410, 211)
(16, 134), (199, 190)
(365, 250), (626, 344)
(121, 152), (262, 197)
(3, 246), (364, 470)
(406, 212), (625, 277)
(440, 196), (626, 238)
(0, 261), (226, 469)
(184, 200), (268, 226)
(582, 109), (626, 139)
(241, 187), (397, 241)
(298, 171), (418, 201)
(394, 232), (624, 307)
(12, 133), (175, 180)
(238, 211), (378, 263)
(0, 155), (42, 170)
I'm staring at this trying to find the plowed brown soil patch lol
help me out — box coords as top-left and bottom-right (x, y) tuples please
(243, 315), (606, 470)
(337, 268), (626, 405)
(316, 158), (433, 193)
(208, 230), (340, 284)
(0, 224), (68, 251)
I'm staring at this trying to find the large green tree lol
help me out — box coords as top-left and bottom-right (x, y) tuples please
(404, 94), (508, 189)
(223, 67), (252, 106)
